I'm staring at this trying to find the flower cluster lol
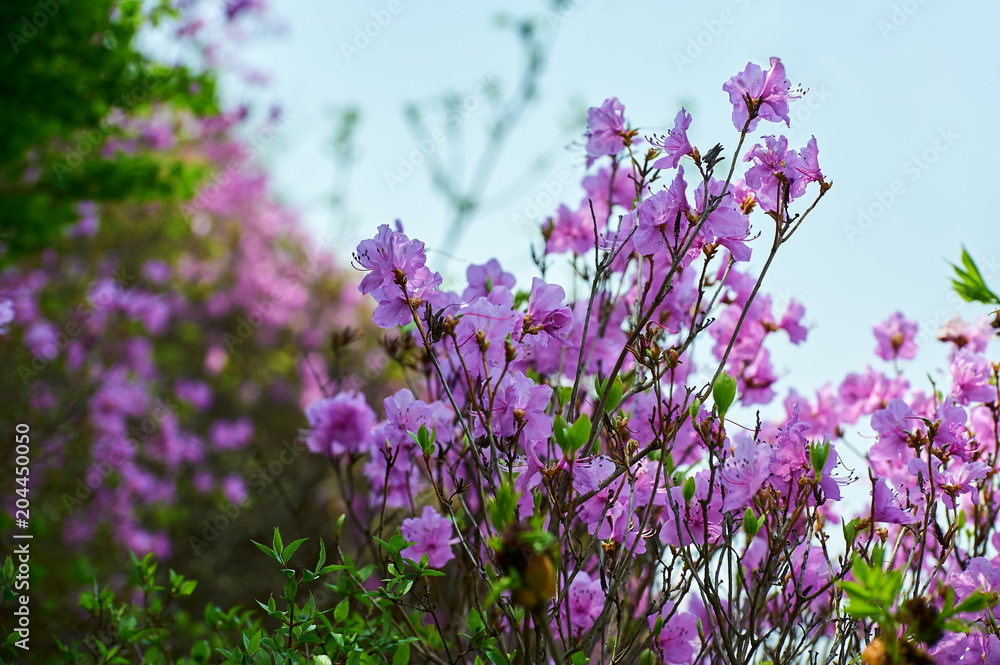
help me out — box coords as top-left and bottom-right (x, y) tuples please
(296, 57), (998, 665)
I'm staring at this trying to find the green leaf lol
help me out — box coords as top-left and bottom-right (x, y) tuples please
(682, 477), (696, 505)
(566, 413), (591, 453)
(950, 247), (1000, 305)
(712, 373), (737, 419)
(557, 386), (573, 408)
(388, 531), (409, 555)
(179, 580), (198, 596)
(335, 598), (349, 623)
(843, 517), (859, 545)
(251, 538), (279, 561)
(809, 440), (830, 480)
(247, 630), (262, 655)
(487, 480), (519, 531)
(272, 527), (284, 560)
(468, 608), (484, 634)
(282, 538), (308, 562)
(596, 376), (623, 413)
(393, 642), (411, 665)
(954, 590), (989, 615)
(316, 538), (328, 573)
(552, 414), (568, 451)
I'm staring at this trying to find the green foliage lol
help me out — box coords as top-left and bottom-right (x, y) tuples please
(595, 375), (623, 413)
(809, 440), (830, 480)
(839, 547), (994, 662)
(950, 247), (1000, 305)
(487, 480), (520, 531)
(554, 412), (592, 456)
(0, 0), (218, 260)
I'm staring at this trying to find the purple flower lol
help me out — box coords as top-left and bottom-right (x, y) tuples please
(383, 388), (431, 449)
(225, 0), (260, 21)
(659, 472), (723, 547)
(354, 223), (444, 328)
(562, 571), (604, 636)
(462, 259), (516, 301)
(582, 166), (636, 223)
(723, 57), (792, 132)
(869, 398), (916, 462)
(795, 136), (824, 183)
(0, 298), (14, 335)
(142, 260), (172, 284)
(222, 475), (248, 504)
(873, 311), (919, 361)
(720, 436), (772, 512)
(175, 379), (213, 410)
(650, 603), (699, 664)
(490, 371), (553, 446)
(585, 97), (627, 161)
(305, 390), (376, 457)
(693, 177), (751, 262)
(938, 315), (994, 353)
(545, 204), (595, 256)
(871, 476), (915, 524)
(633, 169), (690, 257)
(963, 633), (1000, 665)
(209, 417), (255, 451)
(400, 505), (456, 568)
(24, 320), (59, 359)
(739, 348), (779, 406)
(950, 557), (1000, 609)
(778, 299), (808, 344)
(452, 297), (518, 378)
(950, 348), (995, 405)
(523, 277), (573, 345)
(651, 109), (694, 170)
(769, 403), (810, 483)
(743, 135), (810, 212)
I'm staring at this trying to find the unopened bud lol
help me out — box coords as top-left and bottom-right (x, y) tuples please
(505, 339), (518, 362)
(475, 330), (490, 353)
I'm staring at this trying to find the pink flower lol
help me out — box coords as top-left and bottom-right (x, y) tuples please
(720, 436), (772, 512)
(222, 475), (248, 505)
(650, 603), (699, 664)
(463, 259), (516, 301)
(0, 298), (16, 334)
(869, 398), (916, 462)
(651, 108), (693, 170)
(950, 348), (995, 405)
(633, 169), (690, 258)
(723, 57), (792, 132)
(354, 223), (444, 328)
(523, 277), (573, 345)
(778, 299), (808, 344)
(400, 505), (456, 568)
(660, 472), (723, 547)
(938, 315), (994, 353)
(873, 311), (919, 361)
(545, 204), (595, 256)
(871, 476), (915, 524)
(209, 417), (254, 451)
(490, 371), (553, 446)
(305, 390), (376, 457)
(562, 571), (605, 636)
(585, 97), (626, 161)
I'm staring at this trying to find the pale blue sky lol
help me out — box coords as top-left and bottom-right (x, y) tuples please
(217, 0), (1000, 422)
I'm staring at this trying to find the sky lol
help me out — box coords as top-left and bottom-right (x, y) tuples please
(216, 0), (1000, 430)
